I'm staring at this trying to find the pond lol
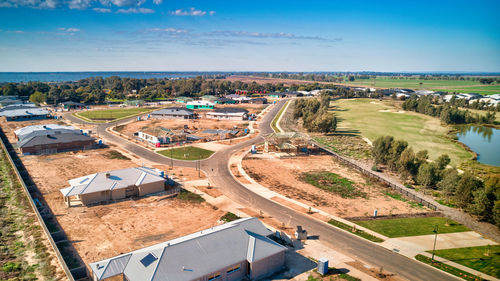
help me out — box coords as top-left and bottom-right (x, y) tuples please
(456, 126), (500, 167)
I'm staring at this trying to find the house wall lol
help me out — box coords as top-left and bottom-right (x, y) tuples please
(20, 139), (95, 155)
(249, 251), (285, 280)
(138, 180), (165, 196)
(138, 132), (160, 144)
(6, 114), (48, 121)
(206, 114), (244, 121)
(111, 188), (126, 200)
(81, 191), (111, 205)
(150, 114), (193, 120)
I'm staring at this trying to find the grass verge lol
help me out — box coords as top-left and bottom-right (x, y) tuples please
(158, 146), (214, 161)
(427, 245), (499, 278)
(220, 212), (240, 223)
(0, 147), (59, 280)
(301, 171), (366, 199)
(327, 219), (384, 243)
(104, 150), (131, 160)
(415, 254), (487, 281)
(355, 217), (469, 238)
(271, 100), (289, 132)
(177, 189), (205, 203)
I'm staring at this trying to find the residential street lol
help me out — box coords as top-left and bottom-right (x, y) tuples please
(65, 102), (458, 281)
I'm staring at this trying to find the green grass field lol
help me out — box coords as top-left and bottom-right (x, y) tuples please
(355, 217), (469, 238)
(158, 146), (214, 160)
(300, 171), (366, 198)
(76, 107), (152, 121)
(429, 245), (500, 278)
(272, 100), (289, 132)
(339, 77), (499, 95)
(330, 99), (472, 164)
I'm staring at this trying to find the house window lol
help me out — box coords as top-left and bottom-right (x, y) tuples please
(227, 264), (240, 274)
(207, 272), (221, 281)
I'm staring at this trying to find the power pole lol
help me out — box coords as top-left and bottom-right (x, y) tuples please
(431, 225), (439, 261)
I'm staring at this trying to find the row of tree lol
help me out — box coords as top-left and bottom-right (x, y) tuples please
(402, 96), (497, 124)
(293, 96), (337, 133)
(372, 136), (499, 227)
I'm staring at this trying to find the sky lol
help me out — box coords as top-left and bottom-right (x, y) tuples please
(0, 0), (499, 72)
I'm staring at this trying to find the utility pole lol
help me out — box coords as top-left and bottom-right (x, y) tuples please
(431, 225), (439, 261)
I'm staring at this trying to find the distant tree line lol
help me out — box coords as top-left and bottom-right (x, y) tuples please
(372, 136), (500, 227)
(293, 95), (337, 133)
(402, 96), (497, 124)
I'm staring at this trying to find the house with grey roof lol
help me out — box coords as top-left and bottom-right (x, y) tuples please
(206, 107), (249, 121)
(0, 107), (50, 121)
(0, 103), (36, 113)
(60, 167), (173, 206)
(14, 124), (78, 140)
(150, 107), (195, 119)
(89, 217), (286, 281)
(17, 131), (95, 155)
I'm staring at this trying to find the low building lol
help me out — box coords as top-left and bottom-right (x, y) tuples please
(206, 107), (249, 121)
(149, 107), (195, 119)
(17, 130), (95, 155)
(14, 124), (79, 140)
(186, 100), (215, 109)
(137, 127), (187, 145)
(284, 91), (303, 98)
(89, 217), (286, 281)
(59, 101), (86, 110)
(267, 92), (286, 99)
(201, 95), (219, 103)
(264, 132), (311, 154)
(60, 167), (173, 207)
(0, 107), (50, 121)
(200, 129), (240, 140)
(249, 98), (268, 104)
(175, 97), (193, 103)
(215, 97), (237, 104)
(0, 97), (23, 106)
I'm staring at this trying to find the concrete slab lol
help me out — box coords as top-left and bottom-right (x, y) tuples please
(395, 231), (497, 251)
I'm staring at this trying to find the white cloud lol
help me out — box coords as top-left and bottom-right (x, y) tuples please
(116, 7), (154, 13)
(152, 0), (162, 4)
(209, 11), (215, 16)
(0, 0), (59, 9)
(68, 0), (92, 9)
(207, 30), (336, 41)
(93, 7), (112, 12)
(169, 7), (208, 16)
(58, 27), (81, 32)
(106, 0), (145, 7)
(149, 28), (189, 33)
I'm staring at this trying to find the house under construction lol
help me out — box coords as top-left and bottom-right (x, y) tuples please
(263, 132), (313, 154)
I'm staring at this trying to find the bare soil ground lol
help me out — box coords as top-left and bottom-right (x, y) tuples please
(118, 118), (248, 140)
(242, 155), (429, 218)
(20, 149), (224, 270)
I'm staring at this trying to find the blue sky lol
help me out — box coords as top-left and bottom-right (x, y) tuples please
(0, 0), (499, 72)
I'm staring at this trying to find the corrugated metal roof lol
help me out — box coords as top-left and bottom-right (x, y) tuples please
(0, 107), (49, 117)
(61, 167), (165, 197)
(150, 107), (194, 116)
(89, 218), (285, 281)
(17, 133), (94, 148)
(15, 124), (76, 139)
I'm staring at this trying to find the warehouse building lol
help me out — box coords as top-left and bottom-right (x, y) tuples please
(89, 217), (286, 281)
(0, 107), (50, 121)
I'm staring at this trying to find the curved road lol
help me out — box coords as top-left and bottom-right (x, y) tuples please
(66, 103), (457, 281)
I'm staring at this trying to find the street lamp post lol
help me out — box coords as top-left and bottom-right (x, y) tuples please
(431, 224), (439, 261)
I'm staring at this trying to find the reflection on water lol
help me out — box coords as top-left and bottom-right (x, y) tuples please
(456, 125), (500, 167)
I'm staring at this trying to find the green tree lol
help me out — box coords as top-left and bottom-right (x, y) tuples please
(437, 168), (460, 197)
(29, 91), (45, 105)
(398, 147), (419, 181)
(455, 172), (483, 208)
(417, 163), (438, 188)
(372, 136), (394, 164)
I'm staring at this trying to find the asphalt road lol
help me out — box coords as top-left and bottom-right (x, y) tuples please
(66, 103), (457, 281)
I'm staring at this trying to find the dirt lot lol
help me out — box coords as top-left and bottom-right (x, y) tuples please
(117, 118), (249, 139)
(21, 149), (224, 269)
(242, 154), (429, 218)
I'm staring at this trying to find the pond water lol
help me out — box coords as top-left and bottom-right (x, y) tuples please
(456, 126), (500, 167)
